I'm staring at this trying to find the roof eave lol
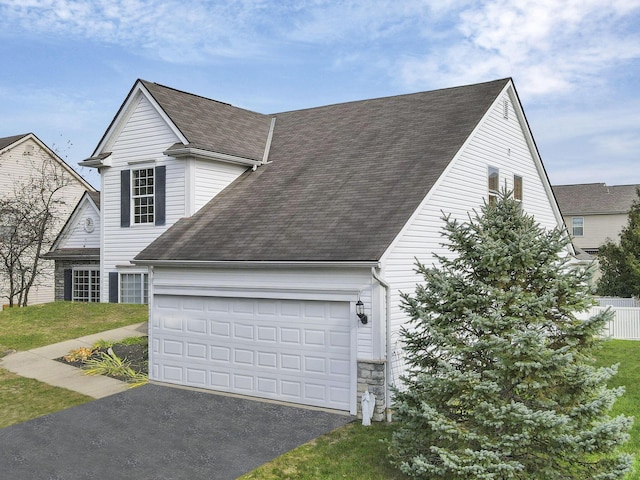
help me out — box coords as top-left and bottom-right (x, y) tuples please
(79, 153), (112, 169)
(132, 259), (380, 269)
(164, 146), (262, 167)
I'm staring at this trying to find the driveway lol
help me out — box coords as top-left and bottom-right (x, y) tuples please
(0, 383), (353, 479)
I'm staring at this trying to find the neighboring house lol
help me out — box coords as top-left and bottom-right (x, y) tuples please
(79, 78), (564, 419)
(0, 133), (95, 305)
(552, 183), (640, 255)
(43, 191), (101, 302)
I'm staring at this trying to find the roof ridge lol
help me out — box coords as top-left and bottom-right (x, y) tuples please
(139, 79), (234, 108)
(272, 77), (512, 115)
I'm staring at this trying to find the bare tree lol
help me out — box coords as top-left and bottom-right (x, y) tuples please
(0, 152), (73, 306)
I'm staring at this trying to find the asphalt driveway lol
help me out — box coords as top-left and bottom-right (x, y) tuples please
(0, 383), (353, 479)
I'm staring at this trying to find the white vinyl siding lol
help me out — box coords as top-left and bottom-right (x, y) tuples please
(100, 93), (183, 302)
(380, 88), (563, 386)
(193, 160), (247, 212)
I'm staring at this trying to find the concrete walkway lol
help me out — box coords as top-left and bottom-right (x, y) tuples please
(0, 322), (147, 398)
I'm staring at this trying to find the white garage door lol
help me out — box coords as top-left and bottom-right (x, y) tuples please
(151, 296), (352, 411)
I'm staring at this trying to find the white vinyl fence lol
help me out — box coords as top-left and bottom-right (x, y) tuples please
(596, 297), (640, 308)
(591, 306), (640, 340)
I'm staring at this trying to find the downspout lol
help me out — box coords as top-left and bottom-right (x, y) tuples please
(372, 267), (393, 422)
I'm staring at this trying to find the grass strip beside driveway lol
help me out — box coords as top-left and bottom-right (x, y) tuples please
(0, 368), (92, 428)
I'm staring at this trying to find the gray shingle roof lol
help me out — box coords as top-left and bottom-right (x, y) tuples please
(135, 78), (510, 263)
(141, 81), (272, 161)
(0, 133), (29, 150)
(552, 183), (639, 215)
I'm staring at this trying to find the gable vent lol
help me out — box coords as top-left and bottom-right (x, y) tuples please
(23, 144), (34, 155)
(503, 99), (509, 119)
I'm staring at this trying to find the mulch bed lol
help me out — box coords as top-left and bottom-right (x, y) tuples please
(55, 338), (148, 382)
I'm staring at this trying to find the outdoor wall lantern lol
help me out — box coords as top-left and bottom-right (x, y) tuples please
(356, 299), (368, 324)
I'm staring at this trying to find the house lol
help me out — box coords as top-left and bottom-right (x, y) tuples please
(43, 191), (101, 302)
(0, 133), (95, 305)
(79, 78), (564, 420)
(552, 183), (639, 255)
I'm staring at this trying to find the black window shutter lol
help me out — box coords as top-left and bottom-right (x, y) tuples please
(108, 272), (119, 303)
(63, 269), (72, 301)
(121, 170), (130, 227)
(155, 165), (166, 226)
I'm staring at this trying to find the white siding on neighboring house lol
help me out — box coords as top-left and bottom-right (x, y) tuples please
(379, 88), (562, 385)
(0, 136), (90, 304)
(567, 213), (628, 251)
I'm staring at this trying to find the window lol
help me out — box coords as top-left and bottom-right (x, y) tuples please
(73, 269), (100, 302)
(132, 168), (155, 224)
(572, 217), (584, 237)
(488, 166), (499, 206)
(120, 273), (148, 304)
(121, 166), (165, 228)
(514, 175), (523, 201)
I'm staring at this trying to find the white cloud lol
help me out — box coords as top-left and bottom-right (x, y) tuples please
(397, 0), (640, 97)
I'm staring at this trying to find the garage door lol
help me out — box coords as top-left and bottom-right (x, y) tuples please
(151, 296), (352, 411)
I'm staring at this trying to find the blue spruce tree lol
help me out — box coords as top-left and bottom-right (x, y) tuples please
(390, 192), (632, 479)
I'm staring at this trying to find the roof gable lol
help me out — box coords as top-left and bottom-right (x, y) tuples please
(86, 80), (272, 164)
(1, 133), (95, 192)
(136, 78), (511, 263)
(46, 191), (101, 254)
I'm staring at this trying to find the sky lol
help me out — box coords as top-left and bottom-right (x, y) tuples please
(0, 0), (638, 190)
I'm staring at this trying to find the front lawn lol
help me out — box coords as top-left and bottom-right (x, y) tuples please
(0, 302), (147, 354)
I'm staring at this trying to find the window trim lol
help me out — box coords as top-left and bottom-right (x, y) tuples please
(488, 166), (499, 206)
(572, 217), (584, 237)
(72, 267), (100, 302)
(513, 174), (523, 202)
(119, 272), (149, 304)
(132, 167), (155, 225)
(121, 165), (166, 228)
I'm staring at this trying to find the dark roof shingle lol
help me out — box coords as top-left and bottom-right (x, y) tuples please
(136, 78), (510, 263)
(141, 81), (272, 161)
(0, 133), (29, 151)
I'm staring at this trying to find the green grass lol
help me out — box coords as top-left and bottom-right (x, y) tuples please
(0, 302), (148, 353)
(242, 339), (640, 479)
(239, 422), (409, 480)
(0, 368), (92, 428)
(594, 339), (640, 479)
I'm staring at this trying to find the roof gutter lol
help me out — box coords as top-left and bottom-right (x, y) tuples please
(131, 259), (380, 269)
(164, 146), (262, 168)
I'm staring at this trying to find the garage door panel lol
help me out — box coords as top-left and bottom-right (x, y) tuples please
(152, 296), (352, 411)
